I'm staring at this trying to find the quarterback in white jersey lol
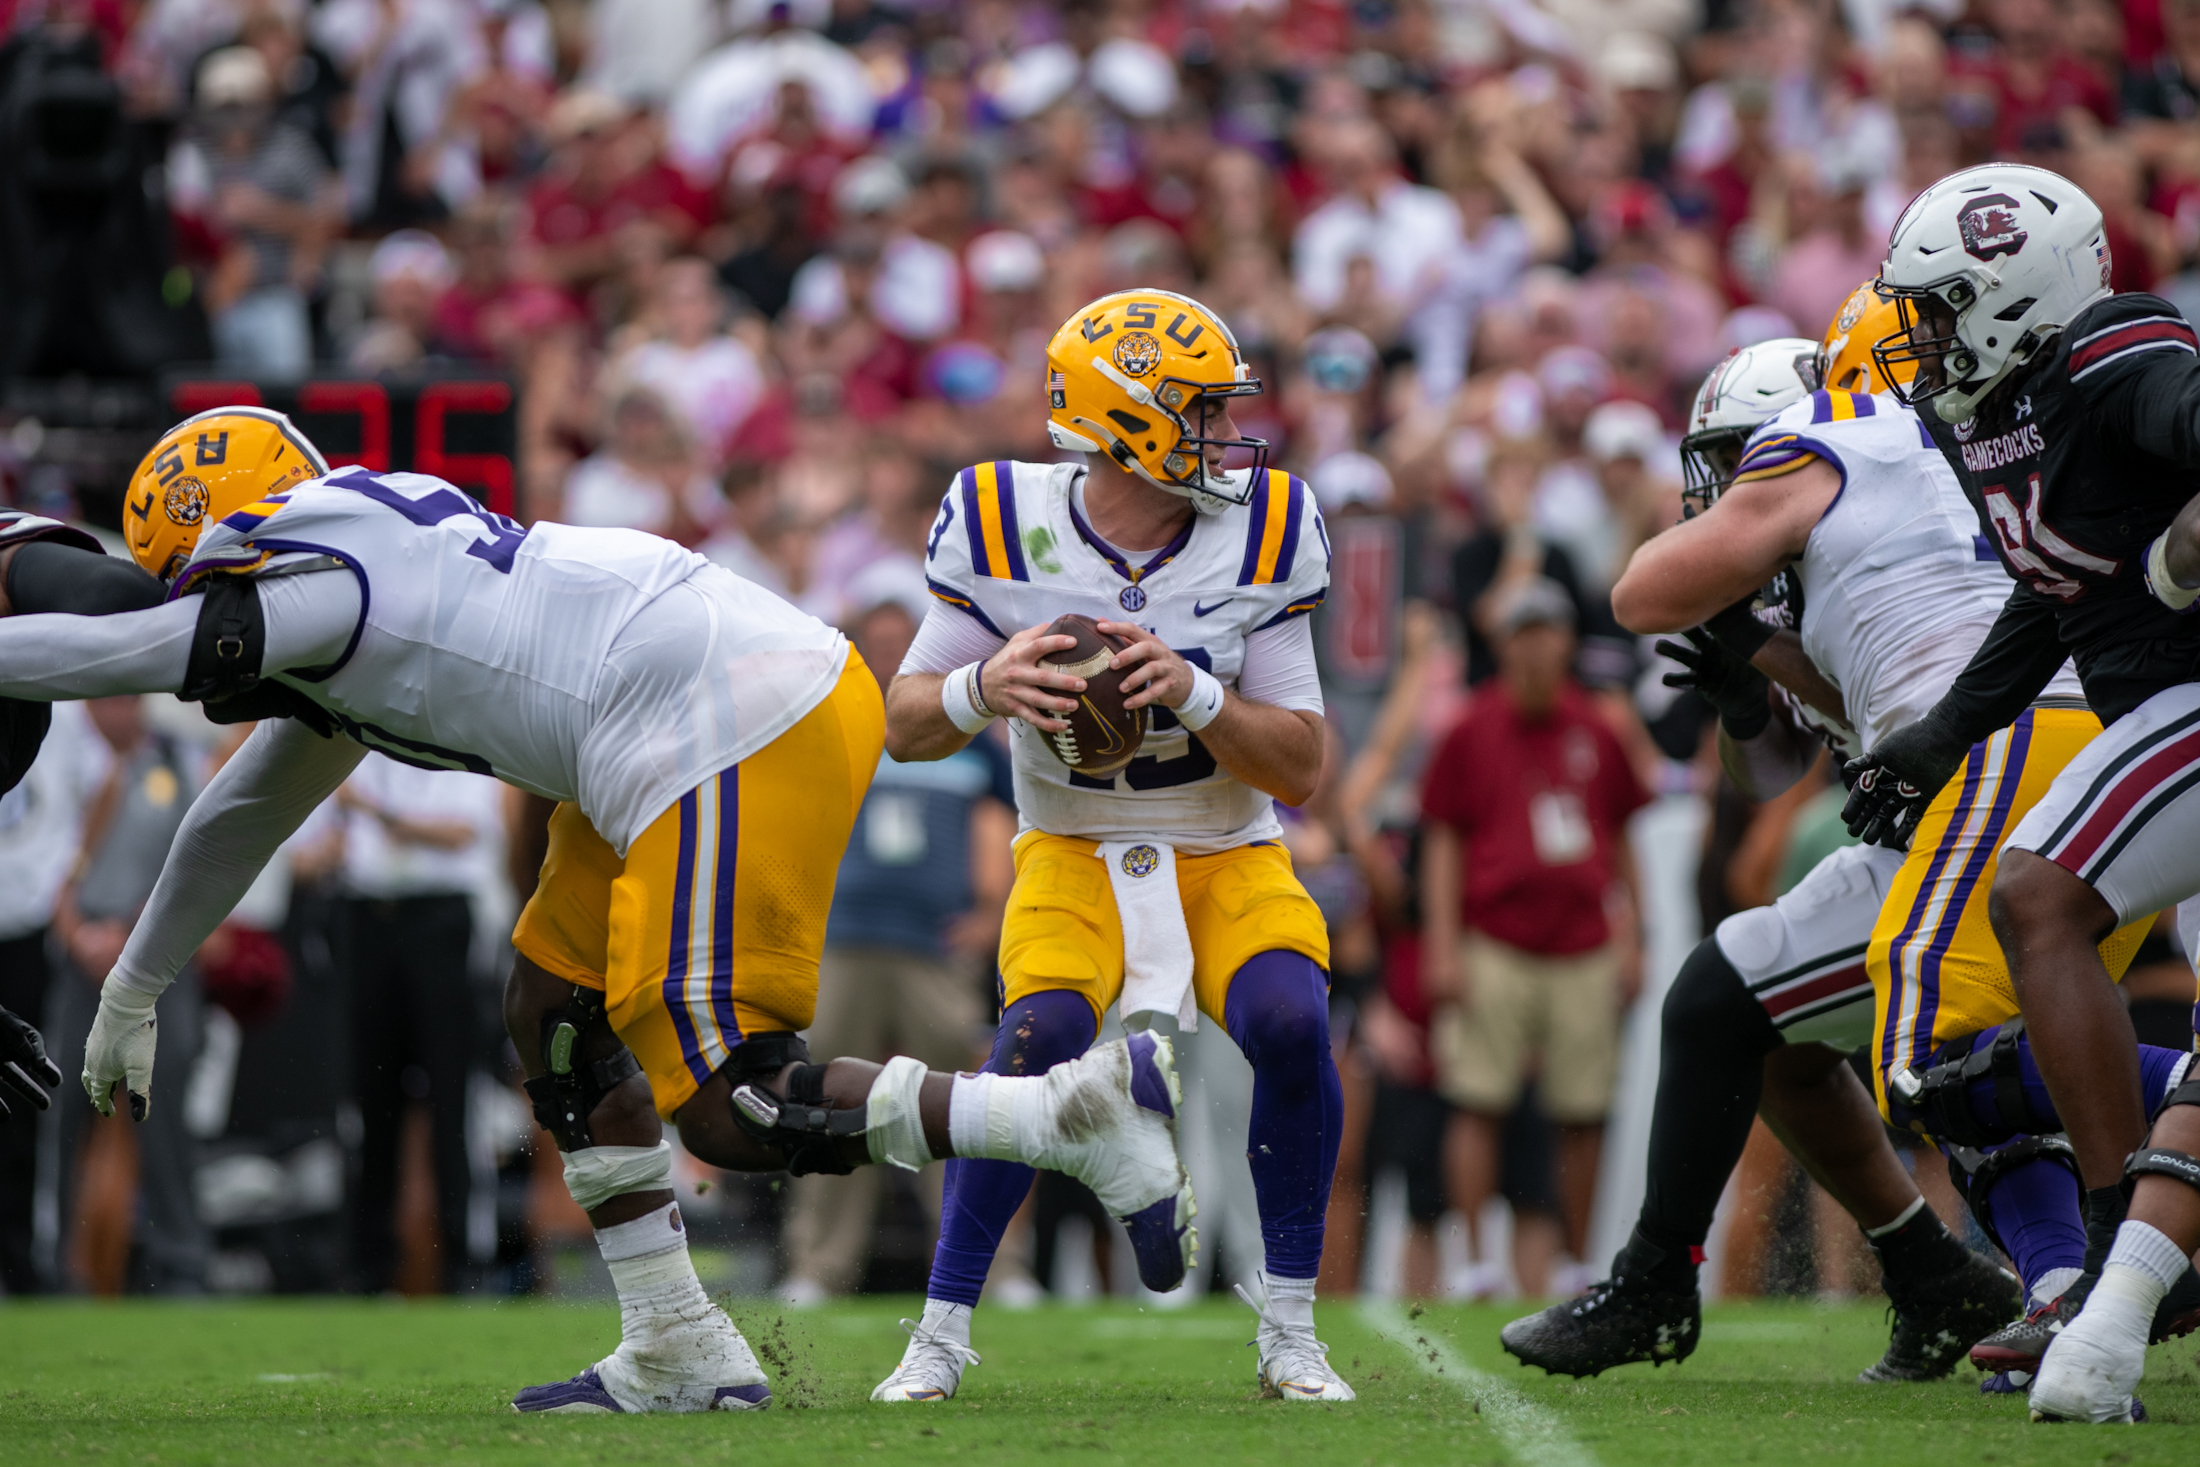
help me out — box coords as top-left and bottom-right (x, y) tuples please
(0, 406), (1199, 1413)
(878, 288), (1351, 1404)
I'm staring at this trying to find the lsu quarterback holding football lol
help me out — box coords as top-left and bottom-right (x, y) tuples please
(878, 288), (1348, 1402)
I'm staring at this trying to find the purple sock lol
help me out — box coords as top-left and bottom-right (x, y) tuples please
(1963, 1141), (2086, 1297)
(1222, 951), (1341, 1281)
(924, 989), (1096, 1307)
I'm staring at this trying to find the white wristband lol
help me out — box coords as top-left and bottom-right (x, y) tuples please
(2146, 533), (2200, 613)
(941, 660), (996, 735)
(1174, 665), (1226, 732)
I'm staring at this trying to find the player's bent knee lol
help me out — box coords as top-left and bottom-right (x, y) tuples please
(1662, 936), (1779, 1055)
(1223, 951), (1331, 1068)
(1989, 849), (2113, 948)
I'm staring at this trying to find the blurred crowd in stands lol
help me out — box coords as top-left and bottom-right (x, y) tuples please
(3, 0), (2200, 1304)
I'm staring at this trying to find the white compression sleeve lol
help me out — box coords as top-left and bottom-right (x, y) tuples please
(0, 568), (361, 700)
(1235, 615), (1324, 713)
(107, 717), (368, 999)
(900, 603), (1006, 677)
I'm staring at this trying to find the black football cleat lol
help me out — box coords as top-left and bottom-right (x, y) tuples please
(1501, 1270), (1700, 1378)
(1971, 1265), (2200, 1375)
(1859, 1249), (2022, 1383)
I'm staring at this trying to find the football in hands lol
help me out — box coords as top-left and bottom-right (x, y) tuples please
(1035, 613), (1144, 776)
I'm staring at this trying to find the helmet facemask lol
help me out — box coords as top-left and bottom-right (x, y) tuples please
(1679, 427), (1751, 514)
(1072, 360), (1269, 512)
(1870, 280), (2007, 417)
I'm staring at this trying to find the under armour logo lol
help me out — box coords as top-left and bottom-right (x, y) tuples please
(2016, 396), (2034, 420)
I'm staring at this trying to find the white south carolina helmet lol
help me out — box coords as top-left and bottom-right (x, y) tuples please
(1873, 163), (2111, 422)
(1680, 337), (1819, 508)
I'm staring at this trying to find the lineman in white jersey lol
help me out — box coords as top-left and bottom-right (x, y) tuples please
(1506, 303), (2068, 1381)
(0, 406), (1195, 1413)
(879, 289), (1349, 1403)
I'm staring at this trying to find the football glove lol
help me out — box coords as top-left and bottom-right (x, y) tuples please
(82, 980), (158, 1121)
(1841, 713), (1972, 852)
(1656, 627), (1771, 740)
(0, 1003), (60, 1122)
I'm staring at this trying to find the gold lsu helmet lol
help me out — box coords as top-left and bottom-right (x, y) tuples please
(1044, 289), (1269, 513)
(124, 406), (330, 579)
(1816, 280), (1914, 396)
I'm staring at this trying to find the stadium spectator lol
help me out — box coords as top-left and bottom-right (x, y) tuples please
(1419, 579), (1649, 1290)
(167, 45), (343, 378)
(44, 695), (206, 1294)
(335, 756), (502, 1295)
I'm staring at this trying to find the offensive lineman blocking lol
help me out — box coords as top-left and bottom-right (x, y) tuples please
(878, 289), (1350, 1402)
(0, 405), (1197, 1413)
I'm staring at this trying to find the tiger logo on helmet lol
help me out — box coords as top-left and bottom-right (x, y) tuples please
(1044, 290), (1269, 514)
(1816, 280), (1914, 397)
(124, 406), (330, 580)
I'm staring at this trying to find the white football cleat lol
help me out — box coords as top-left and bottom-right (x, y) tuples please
(1236, 1275), (1356, 1402)
(872, 1314), (982, 1402)
(1028, 1033), (1197, 1292)
(2029, 1305), (2146, 1424)
(516, 1308), (770, 1414)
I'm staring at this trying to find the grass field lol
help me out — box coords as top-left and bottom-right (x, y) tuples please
(12, 1295), (2200, 1465)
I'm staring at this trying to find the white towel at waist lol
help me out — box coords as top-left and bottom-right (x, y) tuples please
(1095, 837), (1197, 1032)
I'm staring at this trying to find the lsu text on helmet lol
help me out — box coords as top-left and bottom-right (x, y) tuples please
(125, 407), (330, 580)
(1680, 337), (1818, 511)
(1817, 279), (1912, 396)
(1873, 164), (2110, 422)
(1044, 289), (1268, 514)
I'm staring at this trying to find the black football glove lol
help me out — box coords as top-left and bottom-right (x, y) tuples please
(0, 1003), (61, 1122)
(1656, 627), (1772, 740)
(1841, 713), (1972, 852)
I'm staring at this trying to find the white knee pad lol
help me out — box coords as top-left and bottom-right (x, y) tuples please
(865, 1055), (933, 1172)
(563, 1140), (674, 1212)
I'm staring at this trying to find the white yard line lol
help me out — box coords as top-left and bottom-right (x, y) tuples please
(1360, 1301), (1600, 1467)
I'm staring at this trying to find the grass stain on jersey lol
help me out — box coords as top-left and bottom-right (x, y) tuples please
(1025, 526), (1063, 575)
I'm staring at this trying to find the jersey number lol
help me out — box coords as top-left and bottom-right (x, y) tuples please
(1980, 473), (2120, 602)
(1069, 649), (1219, 791)
(347, 474), (528, 573)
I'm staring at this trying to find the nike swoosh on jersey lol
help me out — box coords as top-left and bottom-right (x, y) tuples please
(1192, 598), (1234, 617)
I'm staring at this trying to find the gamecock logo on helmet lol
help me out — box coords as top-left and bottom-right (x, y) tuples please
(1958, 194), (2028, 261)
(1113, 332), (1163, 377)
(164, 477), (208, 526)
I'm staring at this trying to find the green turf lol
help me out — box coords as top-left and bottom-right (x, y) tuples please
(7, 1295), (2200, 1465)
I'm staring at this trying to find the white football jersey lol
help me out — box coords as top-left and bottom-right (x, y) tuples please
(185, 467), (847, 853)
(922, 459), (1329, 853)
(1735, 389), (2083, 751)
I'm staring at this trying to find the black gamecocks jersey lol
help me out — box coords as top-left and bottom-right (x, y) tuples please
(1923, 291), (2200, 723)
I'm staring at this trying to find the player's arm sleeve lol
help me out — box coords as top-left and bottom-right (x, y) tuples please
(2067, 297), (2200, 465)
(105, 717), (368, 1000)
(899, 599), (1007, 676)
(1928, 583), (2071, 744)
(1236, 615), (1325, 713)
(5, 541), (164, 615)
(0, 567), (359, 700)
(901, 479), (1011, 675)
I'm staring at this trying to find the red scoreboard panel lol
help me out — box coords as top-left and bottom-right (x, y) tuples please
(164, 377), (518, 517)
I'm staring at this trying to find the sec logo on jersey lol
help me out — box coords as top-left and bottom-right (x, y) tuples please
(1118, 585), (1147, 611)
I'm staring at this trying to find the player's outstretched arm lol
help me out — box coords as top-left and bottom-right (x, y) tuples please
(1102, 619), (1324, 807)
(83, 718), (367, 1120)
(1610, 457), (1838, 635)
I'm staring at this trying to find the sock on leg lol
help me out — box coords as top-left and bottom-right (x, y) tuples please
(2084, 1222), (2188, 1345)
(590, 1202), (763, 1409)
(1222, 952), (1341, 1279)
(925, 991), (1096, 1307)
(1962, 1146), (2086, 1301)
(1262, 1270), (1316, 1330)
(1636, 938), (1781, 1263)
(1863, 1197), (1973, 1282)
